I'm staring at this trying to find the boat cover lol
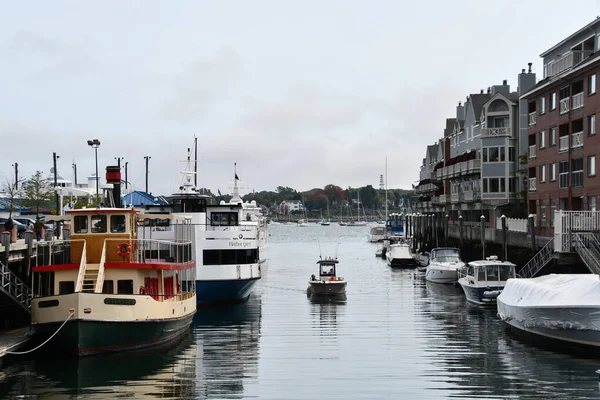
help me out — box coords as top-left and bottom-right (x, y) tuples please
(498, 274), (600, 307)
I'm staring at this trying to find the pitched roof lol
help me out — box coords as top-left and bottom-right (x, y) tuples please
(444, 118), (456, 137)
(122, 191), (169, 206)
(469, 93), (492, 122)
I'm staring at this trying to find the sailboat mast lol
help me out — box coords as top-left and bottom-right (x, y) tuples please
(194, 136), (198, 187)
(385, 156), (388, 221)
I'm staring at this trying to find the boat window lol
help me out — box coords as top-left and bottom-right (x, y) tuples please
(203, 249), (259, 265)
(499, 266), (513, 281)
(58, 281), (75, 295)
(74, 215), (88, 234)
(211, 212), (238, 226)
(91, 215), (107, 233)
(486, 265), (499, 281)
(117, 279), (133, 294)
(467, 265), (474, 276)
(320, 265), (335, 275)
(110, 215), (126, 233)
(477, 267), (486, 281)
(102, 280), (114, 294)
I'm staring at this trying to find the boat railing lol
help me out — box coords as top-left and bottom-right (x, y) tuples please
(95, 240), (107, 293)
(34, 239), (87, 267)
(105, 238), (194, 265)
(74, 240), (87, 292)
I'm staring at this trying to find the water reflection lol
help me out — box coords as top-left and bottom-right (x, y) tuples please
(193, 295), (261, 399)
(0, 334), (197, 399)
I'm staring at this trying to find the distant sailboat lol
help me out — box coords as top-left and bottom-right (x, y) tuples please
(320, 200), (331, 226)
(347, 190), (367, 227)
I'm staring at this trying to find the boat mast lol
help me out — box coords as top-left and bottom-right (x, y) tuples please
(194, 135), (198, 188)
(231, 162), (242, 204)
(385, 156), (388, 222)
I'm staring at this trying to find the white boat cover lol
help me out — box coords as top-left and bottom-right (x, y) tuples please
(498, 274), (600, 307)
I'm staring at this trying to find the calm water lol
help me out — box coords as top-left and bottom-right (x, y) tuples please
(1, 224), (600, 399)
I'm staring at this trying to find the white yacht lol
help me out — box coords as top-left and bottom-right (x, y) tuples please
(367, 224), (386, 242)
(386, 240), (416, 268)
(425, 247), (465, 284)
(458, 256), (516, 306)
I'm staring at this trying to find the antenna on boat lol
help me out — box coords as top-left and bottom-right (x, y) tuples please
(318, 241), (322, 260)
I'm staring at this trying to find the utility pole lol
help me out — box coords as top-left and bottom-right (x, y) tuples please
(194, 136), (198, 187)
(144, 156), (151, 193)
(72, 161), (78, 186)
(125, 161), (129, 190)
(13, 163), (18, 190)
(53, 152), (59, 214)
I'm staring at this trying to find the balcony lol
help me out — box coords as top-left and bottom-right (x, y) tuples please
(572, 92), (584, 110)
(559, 135), (569, 152)
(529, 177), (537, 192)
(529, 145), (536, 159)
(439, 194), (448, 203)
(529, 112), (536, 126)
(468, 159), (481, 172)
(544, 50), (594, 78)
(482, 127), (512, 138)
(451, 193), (460, 203)
(560, 97), (570, 114)
(436, 169), (443, 179)
(572, 131), (583, 148)
(463, 190), (481, 202)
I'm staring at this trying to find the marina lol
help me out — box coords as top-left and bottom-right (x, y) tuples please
(1, 225), (599, 398)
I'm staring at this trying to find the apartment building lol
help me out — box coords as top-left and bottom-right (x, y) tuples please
(523, 18), (600, 237)
(414, 140), (444, 214)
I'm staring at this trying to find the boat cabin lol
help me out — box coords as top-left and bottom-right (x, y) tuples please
(386, 213), (405, 236)
(312, 258), (341, 282)
(32, 208), (195, 300)
(429, 247), (462, 263)
(461, 256), (516, 286)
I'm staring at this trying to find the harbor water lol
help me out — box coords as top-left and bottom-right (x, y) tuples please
(1, 224), (599, 399)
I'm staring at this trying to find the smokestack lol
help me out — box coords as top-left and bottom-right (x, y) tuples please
(528, 62), (532, 73)
(487, 87), (491, 94)
(458, 101), (461, 106)
(480, 89), (484, 94)
(522, 69), (525, 73)
(503, 80), (507, 85)
(106, 165), (122, 208)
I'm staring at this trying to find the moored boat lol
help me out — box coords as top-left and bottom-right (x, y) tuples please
(30, 208), (196, 357)
(386, 240), (416, 268)
(425, 247), (465, 284)
(367, 224), (386, 242)
(457, 256), (516, 306)
(307, 257), (347, 296)
(497, 274), (600, 348)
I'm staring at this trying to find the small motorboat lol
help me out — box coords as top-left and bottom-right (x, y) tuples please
(386, 240), (416, 268)
(457, 256), (517, 306)
(308, 256), (347, 296)
(425, 247), (465, 284)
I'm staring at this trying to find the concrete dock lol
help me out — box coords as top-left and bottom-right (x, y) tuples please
(0, 326), (31, 361)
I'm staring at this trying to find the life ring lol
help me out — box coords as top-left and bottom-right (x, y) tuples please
(239, 234), (243, 239)
(117, 243), (132, 258)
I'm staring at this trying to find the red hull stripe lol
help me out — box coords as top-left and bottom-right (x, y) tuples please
(33, 264), (79, 272)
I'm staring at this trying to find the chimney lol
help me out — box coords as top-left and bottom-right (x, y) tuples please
(480, 89), (484, 94)
(456, 101), (465, 121)
(528, 62), (532, 73)
(106, 166), (122, 208)
(522, 69), (526, 73)
(487, 87), (491, 94)
(503, 80), (507, 86)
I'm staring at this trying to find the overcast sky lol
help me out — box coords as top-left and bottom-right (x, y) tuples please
(0, 1), (598, 196)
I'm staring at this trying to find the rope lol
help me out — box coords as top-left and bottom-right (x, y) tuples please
(5, 312), (74, 355)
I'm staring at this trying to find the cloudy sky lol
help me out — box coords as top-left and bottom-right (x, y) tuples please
(0, 1), (597, 196)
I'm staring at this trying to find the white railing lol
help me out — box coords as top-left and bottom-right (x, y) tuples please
(529, 112), (536, 126)
(436, 169), (442, 179)
(529, 177), (537, 192)
(572, 131), (583, 148)
(0, 261), (32, 312)
(560, 97), (570, 114)
(483, 127), (511, 137)
(559, 135), (569, 152)
(520, 238), (554, 278)
(529, 145), (536, 159)
(572, 92), (584, 110)
(439, 194), (447, 203)
(468, 159), (481, 171)
(554, 210), (600, 253)
(495, 217), (533, 233)
(75, 241), (87, 292)
(544, 50), (593, 78)
(95, 241), (107, 293)
(462, 190), (480, 202)
(451, 193), (459, 203)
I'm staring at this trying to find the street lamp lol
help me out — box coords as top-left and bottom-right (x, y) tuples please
(87, 139), (101, 201)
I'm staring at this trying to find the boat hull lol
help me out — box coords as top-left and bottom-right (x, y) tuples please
(387, 257), (417, 268)
(195, 278), (259, 305)
(458, 279), (503, 306)
(32, 314), (194, 357)
(308, 281), (347, 296)
(425, 267), (458, 284)
(497, 301), (600, 348)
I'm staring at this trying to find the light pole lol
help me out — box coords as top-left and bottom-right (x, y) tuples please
(87, 139), (101, 201)
(124, 161), (129, 190)
(144, 156), (151, 193)
(53, 152), (60, 214)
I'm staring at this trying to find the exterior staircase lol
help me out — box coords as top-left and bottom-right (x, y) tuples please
(81, 264), (100, 293)
(0, 261), (31, 313)
(572, 232), (600, 274)
(520, 238), (554, 278)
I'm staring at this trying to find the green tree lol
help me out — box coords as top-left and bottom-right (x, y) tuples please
(21, 171), (53, 215)
(2, 177), (19, 218)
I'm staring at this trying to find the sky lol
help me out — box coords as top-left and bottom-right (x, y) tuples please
(0, 1), (599, 196)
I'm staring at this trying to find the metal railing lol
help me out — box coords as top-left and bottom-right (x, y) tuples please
(75, 241), (87, 292)
(120, 238), (194, 264)
(529, 112), (536, 126)
(559, 135), (569, 152)
(572, 92), (584, 110)
(560, 97), (570, 114)
(0, 261), (31, 312)
(528, 177), (537, 192)
(483, 127), (511, 137)
(572, 131), (584, 148)
(95, 241), (107, 293)
(544, 50), (593, 78)
(572, 232), (600, 275)
(529, 145), (536, 159)
(520, 238), (554, 278)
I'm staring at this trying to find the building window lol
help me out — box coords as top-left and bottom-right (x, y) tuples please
(589, 114), (596, 135)
(482, 146), (506, 162)
(550, 199), (557, 227)
(589, 74), (597, 95)
(489, 148), (499, 162)
(539, 97), (546, 114)
(539, 165), (546, 182)
(550, 92), (557, 110)
(540, 200), (547, 227)
(508, 147), (515, 162)
(483, 178), (505, 193)
(550, 127), (556, 146)
(572, 158), (584, 187)
(550, 163), (556, 181)
(589, 155), (596, 176)
(590, 196), (597, 212)
(509, 177), (517, 193)
(539, 131), (545, 148)
(559, 161), (569, 188)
